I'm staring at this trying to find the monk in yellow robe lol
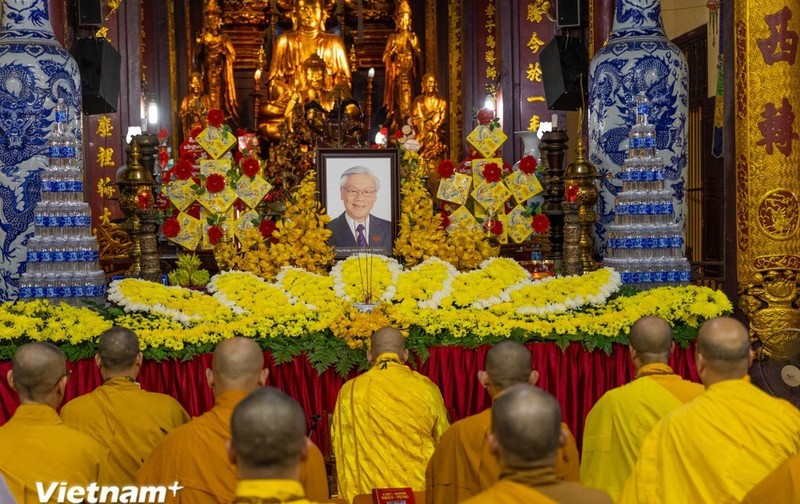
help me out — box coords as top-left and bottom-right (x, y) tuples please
(461, 385), (611, 504)
(228, 388), (323, 504)
(0, 342), (107, 503)
(137, 337), (328, 503)
(425, 340), (580, 504)
(332, 327), (450, 501)
(580, 316), (704, 500)
(619, 317), (800, 504)
(61, 327), (190, 485)
(741, 454), (800, 503)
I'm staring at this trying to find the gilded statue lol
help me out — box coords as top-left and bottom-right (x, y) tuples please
(196, 0), (238, 120)
(258, 0), (352, 143)
(382, 0), (421, 132)
(411, 73), (447, 162)
(179, 72), (211, 139)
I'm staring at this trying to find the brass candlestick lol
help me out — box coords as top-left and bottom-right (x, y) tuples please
(116, 139), (155, 277)
(563, 121), (599, 273)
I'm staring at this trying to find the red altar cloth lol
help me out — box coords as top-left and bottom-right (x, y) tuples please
(0, 342), (698, 451)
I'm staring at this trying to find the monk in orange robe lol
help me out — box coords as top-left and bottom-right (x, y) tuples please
(425, 340), (580, 504)
(460, 385), (611, 504)
(228, 388), (323, 504)
(332, 327), (450, 501)
(619, 317), (800, 503)
(580, 316), (704, 500)
(61, 327), (190, 485)
(137, 337), (328, 503)
(741, 454), (800, 503)
(0, 342), (107, 503)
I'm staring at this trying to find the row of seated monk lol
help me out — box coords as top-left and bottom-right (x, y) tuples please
(0, 317), (798, 503)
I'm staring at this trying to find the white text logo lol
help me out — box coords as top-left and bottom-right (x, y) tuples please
(35, 482), (183, 503)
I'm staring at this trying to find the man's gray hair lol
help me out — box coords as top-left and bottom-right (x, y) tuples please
(340, 165), (380, 191)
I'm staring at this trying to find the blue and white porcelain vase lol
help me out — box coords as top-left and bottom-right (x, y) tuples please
(588, 0), (688, 256)
(0, 0), (82, 300)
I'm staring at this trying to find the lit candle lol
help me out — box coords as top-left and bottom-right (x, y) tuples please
(368, 67), (375, 79)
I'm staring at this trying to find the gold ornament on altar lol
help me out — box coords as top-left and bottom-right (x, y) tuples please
(410, 73), (447, 171)
(116, 140), (155, 277)
(197, 0), (238, 120)
(383, 0), (422, 133)
(258, 0), (352, 144)
(179, 72), (211, 140)
(563, 116), (599, 273)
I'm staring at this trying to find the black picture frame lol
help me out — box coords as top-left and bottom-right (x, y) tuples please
(316, 148), (400, 259)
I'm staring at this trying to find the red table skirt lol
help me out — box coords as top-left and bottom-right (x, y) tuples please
(0, 341), (697, 453)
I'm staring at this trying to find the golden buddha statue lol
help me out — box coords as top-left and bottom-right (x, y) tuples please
(382, 0), (421, 132)
(258, 0), (352, 143)
(179, 72), (211, 139)
(196, 0), (238, 120)
(411, 73), (447, 162)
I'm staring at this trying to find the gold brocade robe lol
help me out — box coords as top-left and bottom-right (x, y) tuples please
(267, 31), (351, 94)
(425, 408), (579, 504)
(0, 404), (107, 503)
(741, 454), (800, 503)
(619, 377), (800, 504)
(60, 376), (191, 485)
(580, 363), (704, 500)
(233, 480), (320, 504)
(332, 353), (450, 502)
(138, 390), (329, 503)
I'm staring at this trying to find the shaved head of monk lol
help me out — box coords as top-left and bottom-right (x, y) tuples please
(479, 340), (538, 397)
(229, 387), (309, 479)
(367, 327), (409, 364)
(9, 342), (68, 407)
(696, 317), (752, 386)
(208, 337), (268, 394)
(490, 384), (561, 468)
(97, 326), (142, 377)
(629, 316), (674, 366)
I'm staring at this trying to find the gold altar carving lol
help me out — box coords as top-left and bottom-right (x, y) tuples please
(382, 0), (422, 132)
(410, 73), (447, 170)
(116, 141), (154, 278)
(197, 0), (238, 120)
(563, 132), (599, 273)
(735, 0), (800, 344)
(179, 72), (211, 139)
(257, 0), (352, 143)
(448, 0), (463, 162)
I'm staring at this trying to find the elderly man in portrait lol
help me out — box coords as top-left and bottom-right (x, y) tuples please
(328, 165), (393, 256)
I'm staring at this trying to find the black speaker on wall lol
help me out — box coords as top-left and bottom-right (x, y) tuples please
(540, 36), (588, 111)
(556, 0), (582, 28)
(72, 37), (121, 115)
(77, 0), (103, 27)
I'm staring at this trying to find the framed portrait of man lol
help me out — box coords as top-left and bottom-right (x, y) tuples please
(317, 148), (400, 259)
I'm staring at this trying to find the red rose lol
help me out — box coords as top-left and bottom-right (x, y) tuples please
(189, 126), (203, 139)
(241, 158), (260, 178)
(174, 159), (193, 180)
(207, 109), (224, 127)
(532, 213), (550, 234)
(490, 219), (503, 235)
(380, 127), (388, 135)
(483, 162), (502, 183)
(187, 203), (201, 219)
(477, 107), (494, 125)
(566, 184), (580, 203)
(233, 151), (243, 164)
(137, 189), (152, 210)
(259, 219), (278, 242)
(395, 129), (404, 139)
(161, 171), (171, 184)
(162, 217), (180, 238)
(158, 149), (170, 166)
(439, 211), (450, 230)
(519, 155), (538, 174)
(236, 128), (246, 137)
(207, 225), (224, 245)
(157, 128), (169, 142)
(206, 173), (226, 193)
(437, 159), (455, 179)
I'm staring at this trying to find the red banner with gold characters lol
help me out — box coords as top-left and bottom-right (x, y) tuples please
(518, 1), (552, 133)
(735, 1), (800, 341)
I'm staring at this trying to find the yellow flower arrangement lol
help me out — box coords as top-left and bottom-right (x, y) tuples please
(331, 254), (401, 304)
(0, 300), (112, 346)
(107, 278), (232, 325)
(394, 257), (457, 310)
(328, 305), (394, 349)
(444, 257), (529, 308)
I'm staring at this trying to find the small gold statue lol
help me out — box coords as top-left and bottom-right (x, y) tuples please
(382, 0), (421, 132)
(179, 72), (211, 139)
(196, 0), (238, 120)
(411, 73), (447, 162)
(258, 0), (352, 143)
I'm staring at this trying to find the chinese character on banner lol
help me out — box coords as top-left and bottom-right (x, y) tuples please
(96, 116), (114, 137)
(527, 2), (547, 23)
(97, 147), (115, 167)
(757, 6), (798, 65)
(757, 97), (798, 156)
(528, 114), (540, 132)
(527, 62), (542, 82)
(527, 31), (545, 53)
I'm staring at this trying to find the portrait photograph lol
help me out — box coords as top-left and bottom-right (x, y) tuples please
(317, 149), (400, 259)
